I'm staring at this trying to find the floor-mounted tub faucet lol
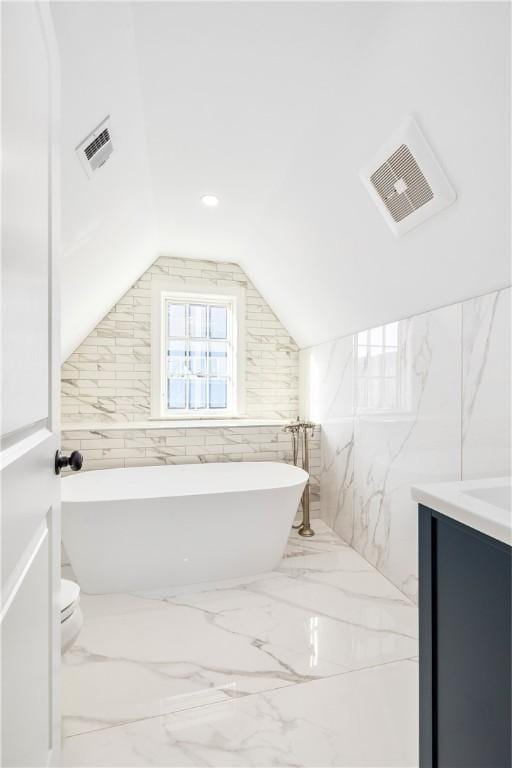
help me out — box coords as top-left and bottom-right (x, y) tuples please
(284, 419), (316, 537)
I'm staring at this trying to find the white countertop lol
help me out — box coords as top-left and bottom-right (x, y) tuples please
(412, 477), (512, 546)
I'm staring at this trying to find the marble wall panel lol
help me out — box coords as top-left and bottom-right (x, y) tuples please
(462, 287), (511, 479)
(301, 336), (355, 543)
(352, 305), (462, 601)
(303, 288), (511, 601)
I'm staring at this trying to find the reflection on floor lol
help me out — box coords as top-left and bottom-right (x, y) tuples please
(62, 520), (418, 767)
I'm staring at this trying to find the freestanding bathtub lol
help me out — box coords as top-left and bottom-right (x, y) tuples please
(62, 461), (308, 594)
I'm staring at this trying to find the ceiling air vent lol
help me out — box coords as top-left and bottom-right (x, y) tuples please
(76, 116), (114, 178)
(360, 116), (456, 236)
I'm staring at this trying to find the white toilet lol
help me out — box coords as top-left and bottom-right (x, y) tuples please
(61, 579), (83, 653)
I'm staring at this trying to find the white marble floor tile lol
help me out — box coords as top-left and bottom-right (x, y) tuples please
(62, 659), (418, 768)
(284, 518), (349, 558)
(168, 555), (417, 676)
(62, 595), (346, 737)
(63, 524), (417, 740)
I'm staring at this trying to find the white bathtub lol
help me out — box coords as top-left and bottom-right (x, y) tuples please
(61, 461), (308, 594)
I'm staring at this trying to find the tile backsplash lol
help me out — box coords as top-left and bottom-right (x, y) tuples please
(301, 286), (511, 602)
(61, 423), (321, 517)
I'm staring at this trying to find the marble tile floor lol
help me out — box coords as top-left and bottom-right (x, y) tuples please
(62, 520), (419, 767)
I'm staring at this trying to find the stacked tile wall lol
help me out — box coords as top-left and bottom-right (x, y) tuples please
(62, 257), (299, 424)
(61, 255), (320, 513)
(61, 424), (321, 515)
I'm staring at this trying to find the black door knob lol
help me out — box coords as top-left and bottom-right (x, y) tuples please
(55, 450), (83, 475)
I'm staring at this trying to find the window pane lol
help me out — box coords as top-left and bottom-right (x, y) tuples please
(209, 379), (227, 409)
(209, 341), (228, 376)
(189, 341), (207, 375)
(168, 378), (186, 409)
(167, 341), (187, 375)
(188, 379), (207, 409)
(163, 296), (235, 414)
(168, 303), (186, 337)
(209, 305), (227, 339)
(189, 304), (207, 338)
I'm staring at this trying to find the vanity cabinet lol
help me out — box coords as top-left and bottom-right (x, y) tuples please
(419, 505), (511, 768)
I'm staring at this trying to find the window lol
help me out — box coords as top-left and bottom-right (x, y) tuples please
(356, 321), (402, 411)
(152, 282), (245, 418)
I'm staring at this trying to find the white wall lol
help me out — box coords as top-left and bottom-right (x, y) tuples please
(50, 1), (157, 360)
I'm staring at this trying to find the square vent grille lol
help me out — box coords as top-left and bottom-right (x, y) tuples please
(360, 116), (456, 236)
(76, 116), (114, 178)
(370, 144), (433, 223)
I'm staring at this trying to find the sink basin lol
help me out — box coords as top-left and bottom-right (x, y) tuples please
(464, 483), (511, 512)
(412, 477), (512, 546)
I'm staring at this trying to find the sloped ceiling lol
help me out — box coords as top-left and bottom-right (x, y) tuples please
(52, 1), (158, 360)
(54, 1), (510, 360)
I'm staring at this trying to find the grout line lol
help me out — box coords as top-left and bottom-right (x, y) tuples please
(63, 655), (418, 742)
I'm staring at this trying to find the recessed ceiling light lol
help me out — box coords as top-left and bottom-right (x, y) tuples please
(201, 194), (219, 207)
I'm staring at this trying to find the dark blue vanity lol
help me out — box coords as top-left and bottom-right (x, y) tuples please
(414, 482), (511, 768)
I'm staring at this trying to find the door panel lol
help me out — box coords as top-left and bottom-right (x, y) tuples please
(1, 2), (61, 766)
(1, 0), (50, 437)
(1, 530), (51, 767)
(1, 430), (56, 587)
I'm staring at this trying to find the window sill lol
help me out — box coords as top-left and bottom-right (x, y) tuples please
(61, 418), (291, 432)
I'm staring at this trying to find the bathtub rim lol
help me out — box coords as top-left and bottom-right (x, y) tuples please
(61, 461), (309, 504)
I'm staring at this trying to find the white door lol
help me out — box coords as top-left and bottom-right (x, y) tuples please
(1, 3), (61, 766)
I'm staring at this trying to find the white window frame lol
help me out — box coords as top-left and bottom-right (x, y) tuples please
(151, 278), (246, 419)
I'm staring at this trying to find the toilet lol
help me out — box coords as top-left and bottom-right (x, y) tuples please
(61, 579), (83, 653)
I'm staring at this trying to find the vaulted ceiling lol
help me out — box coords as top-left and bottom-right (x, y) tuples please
(53, 1), (510, 360)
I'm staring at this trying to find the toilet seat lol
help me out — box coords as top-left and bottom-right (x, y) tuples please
(60, 579), (83, 653)
(61, 578), (80, 615)
(61, 601), (76, 623)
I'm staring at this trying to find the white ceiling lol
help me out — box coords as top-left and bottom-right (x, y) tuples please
(54, 1), (511, 359)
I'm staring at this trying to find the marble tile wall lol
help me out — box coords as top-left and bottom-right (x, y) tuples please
(301, 286), (511, 602)
(300, 335), (355, 545)
(62, 425), (321, 516)
(62, 257), (299, 424)
(462, 287), (511, 479)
